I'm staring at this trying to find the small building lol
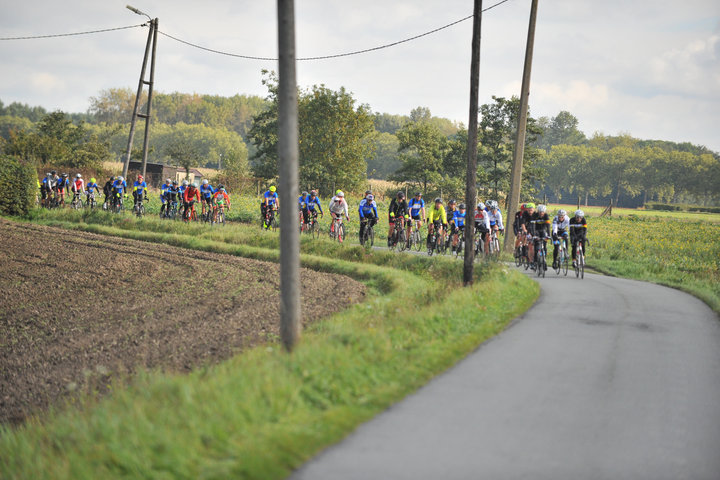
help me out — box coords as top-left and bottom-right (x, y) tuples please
(128, 162), (203, 187)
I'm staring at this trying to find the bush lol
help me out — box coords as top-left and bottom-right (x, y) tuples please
(645, 202), (720, 214)
(0, 155), (36, 216)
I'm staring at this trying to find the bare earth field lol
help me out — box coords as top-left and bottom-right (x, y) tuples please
(0, 220), (366, 424)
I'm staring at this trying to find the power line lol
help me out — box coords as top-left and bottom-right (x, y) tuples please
(0, 23), (147, 41)
(159, 0), (513, 62)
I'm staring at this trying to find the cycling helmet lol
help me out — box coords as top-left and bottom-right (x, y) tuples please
(575, 209), (584, 218)
(537, 204), (547, 213)
(336, 189), (342, 195)
(51, 170), (57, 175)
(192, 182), (198, 188)
(62, 173), (68, 178)
(310, 190), (317, 196)
(337, 190), (345, 197)
(415, 192), (422, 197)
(76, 173), (82, 179)
(367, 194), (374, 201)
(172, 180), (178, 185)
(202, 179), (209, 185)
(182, 180), (189, 186)
(558, 209), (567, 216)
(477, 202), (486, 210)
(118, 176), (124, 182)
(270, 186), (277, 192)
(110, 176), (115, 181)
(365, 190), (372, 196)
(448, 199), (456, 205)
(434, 197), (442, 204)
(301, 191), (308, 197)
(397, 191), (405, 199)
(166, 178), (172, 183)
(45, 172), (51, 177)
(525, 202), (536, 209)
(217, 184), (224, 190)
(138, 175), (143, 181)
(90, 177), (96, 183)
(459, 203), (466, 210)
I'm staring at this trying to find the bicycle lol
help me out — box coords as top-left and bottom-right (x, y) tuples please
(427, 223), (445, 256)
(133, 197), (145, 218)
(553, 237), (569, 276)
(201, 199), (214, 223)
(86, 191), (98, 210)
(329, 213), (346, 243)
(407, 219), (423, 251)
(574, 240), (585, 279)
(70, 191), (84, 210)
(488, 229), (501, 259)
(360, 218), (375, 249)
(183, 201), (198, 223)
(263, 207), (278, 231)
(167, 200), (178, 220)
(307, 212), (321, 239)
(389, 217), (406, 252)
(534, 237), (548, 278)
(212, 203), (227, 226)
(451, 227), (465, 258)
(111, 193), (124, 214)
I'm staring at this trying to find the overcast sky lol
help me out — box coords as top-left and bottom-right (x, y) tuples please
(1, 0), (719, 151)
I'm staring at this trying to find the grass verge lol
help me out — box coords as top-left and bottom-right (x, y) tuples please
(1, 210), (538, 479)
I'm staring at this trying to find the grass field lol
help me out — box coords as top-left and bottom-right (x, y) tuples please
(1, 208), (538, 479)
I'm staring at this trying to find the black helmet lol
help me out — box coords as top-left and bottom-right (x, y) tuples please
(448, 199), (457, 205)
(217, 184), (224, 190)
(61, 173), (68, 178)
(365, 190), (372, 195)
(397, 191), (405, 199)
(415, 192), (422, 197)
(51, 170), (57, 175)
(110, 176), (115, 181)
(172, 180), (178, 185)
(459, 203), (466, 209)
(434, 197), (442, 204)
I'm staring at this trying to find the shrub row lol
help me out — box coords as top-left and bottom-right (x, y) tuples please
(0, 155), (36, 216)
(645, 202), (720, 214)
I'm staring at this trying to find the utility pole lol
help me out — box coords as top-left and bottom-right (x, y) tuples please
(277, 0), (301, 352)
(463, 0), (483, 286)
(504, 0), (539, 252)
(122, 6), (158, 181)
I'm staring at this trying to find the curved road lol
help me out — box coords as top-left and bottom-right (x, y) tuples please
(291, 270), (720, 479)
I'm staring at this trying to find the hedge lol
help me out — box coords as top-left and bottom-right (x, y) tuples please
(0, 155), (37, 216)
(645, 202), (720, 214)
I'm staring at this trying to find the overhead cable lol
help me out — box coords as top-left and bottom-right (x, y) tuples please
(0, 23), (147, 41)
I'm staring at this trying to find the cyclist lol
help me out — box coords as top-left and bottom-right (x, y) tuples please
(329, 190), (350, 240)
(103, 176), (115, 207)
(159, 178), (173, 217)
(487, 200), (504, 234)
(40, 172), (52, 206)
(450, 203), (467, 252)
(298, 190), (309, 228)
(513, 203), (527, 257)
(132, 174), (147, 208)
(551, 209), (570, 269)
(569, 209), (588, 268)
(183, 182), (200, 220)
(111, 176), (127, 209)
(303, 189), (324, 226)
(212, 184), (231, 219)
(530, 204), (551, 270)
(261, 186), (279, 229)
(178, 180), (189, 218)
(56, 173), (70, 205)
(444, 199), (458, 248)
(387, 191), (409, 247)
(358, 193), (378, 243)
(520, 202), (536, 262)
(85, 177), (101, 205)
(474, 202), (491, 254)
(427, 197), (447, 248)
(70, 173), (85, 200)
(407, 192), (426, 248)
(199, 179), (215, 216)
(166, 180), (181, 216)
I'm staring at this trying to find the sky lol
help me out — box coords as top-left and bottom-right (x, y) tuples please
(1, 0), (719, 152)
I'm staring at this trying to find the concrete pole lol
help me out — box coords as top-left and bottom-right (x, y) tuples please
(463, 0), (483, 286)
(122, 21), (154, 179)
(140, 18), (158, 179)
(504, 0), (539, 252)
(277, 0), (301, 352)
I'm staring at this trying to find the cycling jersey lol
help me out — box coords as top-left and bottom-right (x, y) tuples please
(56, 177), (69, 191)
(213, 190), (230, 205)
(521, 210), (534, 231)
(328, 196), (349, 216)
(530, 212), (551, 238)
(569, 217), (587, 240)
(160, 182), (172, 202)
(428, 205), (447, 223)
(71, 178), (85, 193)
(200, 184), (214, 199)
(263, 190), (278, 206)
(358, 198), (378, 219)
(388, 198), (408, 218)
(86, 181), (100, 194)
(452, 210), (466, 228)
(446, 207), (457, 225)
(305, 195), (323, 213)
(112, 179), (127, 195)
(133, 180), (147, 195)
(183, 186), (200, 203)
(298, 195), (307, 209)
(166, 186), (180, 201)
(474, 209), (490, 231)
(408, 198), (425, 218)
(552, 215), (570, 235)
(488, 210), (504, 230)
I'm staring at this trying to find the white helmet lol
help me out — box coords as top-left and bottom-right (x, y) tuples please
(192, 182), (198, 188)
(166, 178), (172, 183)
(537, 204), (547, 213)
(118, 176), (124, 182)
(477, 202), (486, 210)
(558, 209), (567, 216)
(182, 180), (189, 186)
(76, 173), (82, 179)
(336, 190), (344, 198)
(202, 179), (209, 185)
(575, 209), (584, 218)
(489, 200), (498, 209)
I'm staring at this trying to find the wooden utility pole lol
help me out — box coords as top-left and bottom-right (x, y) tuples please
(277, 0), (301, 351)
(504, 0), (539, 252)
(122, 15), (158, 180)
(463, 0), (483, 286)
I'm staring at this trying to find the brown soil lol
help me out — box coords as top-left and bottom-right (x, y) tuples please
(0, 219), (365, 424)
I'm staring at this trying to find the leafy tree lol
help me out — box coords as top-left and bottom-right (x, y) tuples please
(165, 135), (202, 179)
(373, 113), (407, 134)
(390, 120), (448, 194)
(366, 131), (400, 179)
(0, 116), (33, 141)
(534, 111), (586, 150)
(88, 88), (144, 125)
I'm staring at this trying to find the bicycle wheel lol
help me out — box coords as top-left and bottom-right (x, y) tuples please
(337, 224), (345, 243)
(312, 220), (320, 239)
(368, 226), (374, 247)
(397, 228), (406, 252)
(579, 250), (585, 279)
(561, 250), (569, 276)
(271, 216), (278, 232)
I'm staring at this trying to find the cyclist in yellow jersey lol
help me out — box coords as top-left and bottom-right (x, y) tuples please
(427, 197), (448, 247)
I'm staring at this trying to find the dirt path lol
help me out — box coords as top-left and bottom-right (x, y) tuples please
(0, 220), (365, 424)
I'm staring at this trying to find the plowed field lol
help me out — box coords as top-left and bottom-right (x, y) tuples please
(0, 220), (365, 424)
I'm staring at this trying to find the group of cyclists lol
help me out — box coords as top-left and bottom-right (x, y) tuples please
(512, 202), (588, 271)
(157, 178), (231, 222)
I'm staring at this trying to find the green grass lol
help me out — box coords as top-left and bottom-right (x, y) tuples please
(546, 202), (720, 223)
(1, 209), (537, 479)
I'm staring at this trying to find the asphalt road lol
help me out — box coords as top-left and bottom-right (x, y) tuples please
(290, 270), (720, 480)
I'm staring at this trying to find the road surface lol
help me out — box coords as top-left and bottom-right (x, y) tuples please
(291, 270), (720, 480)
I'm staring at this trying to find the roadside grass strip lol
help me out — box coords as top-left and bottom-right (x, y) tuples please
(1, 211), (537, 479)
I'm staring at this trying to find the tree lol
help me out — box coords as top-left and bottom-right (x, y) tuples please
(165, 135), (202, 179)
(249, 71), (374, 194)
(88, 88), (144, 125)
(390, 121), (448, 194)
(366, 132), (400, 179)
(534, 111), (586, 150)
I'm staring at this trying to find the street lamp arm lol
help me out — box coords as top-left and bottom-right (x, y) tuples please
(126, 5), (151, 21)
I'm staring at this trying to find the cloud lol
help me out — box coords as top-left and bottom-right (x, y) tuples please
(649, 32), (720, 97)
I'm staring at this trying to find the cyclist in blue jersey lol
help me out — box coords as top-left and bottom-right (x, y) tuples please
(262, 186), (279, 229)
(132, 174), (147, 206)
(450, 203), (467, 252)
(111, 176), (127, 208)
(159, 178), (172, 216)
(178, 180), (188, 218)
(199, 179), (215, 217)
(85, 177), (101, 205)
(358, 193), (378, 242)
(303, 189), (323, 223)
